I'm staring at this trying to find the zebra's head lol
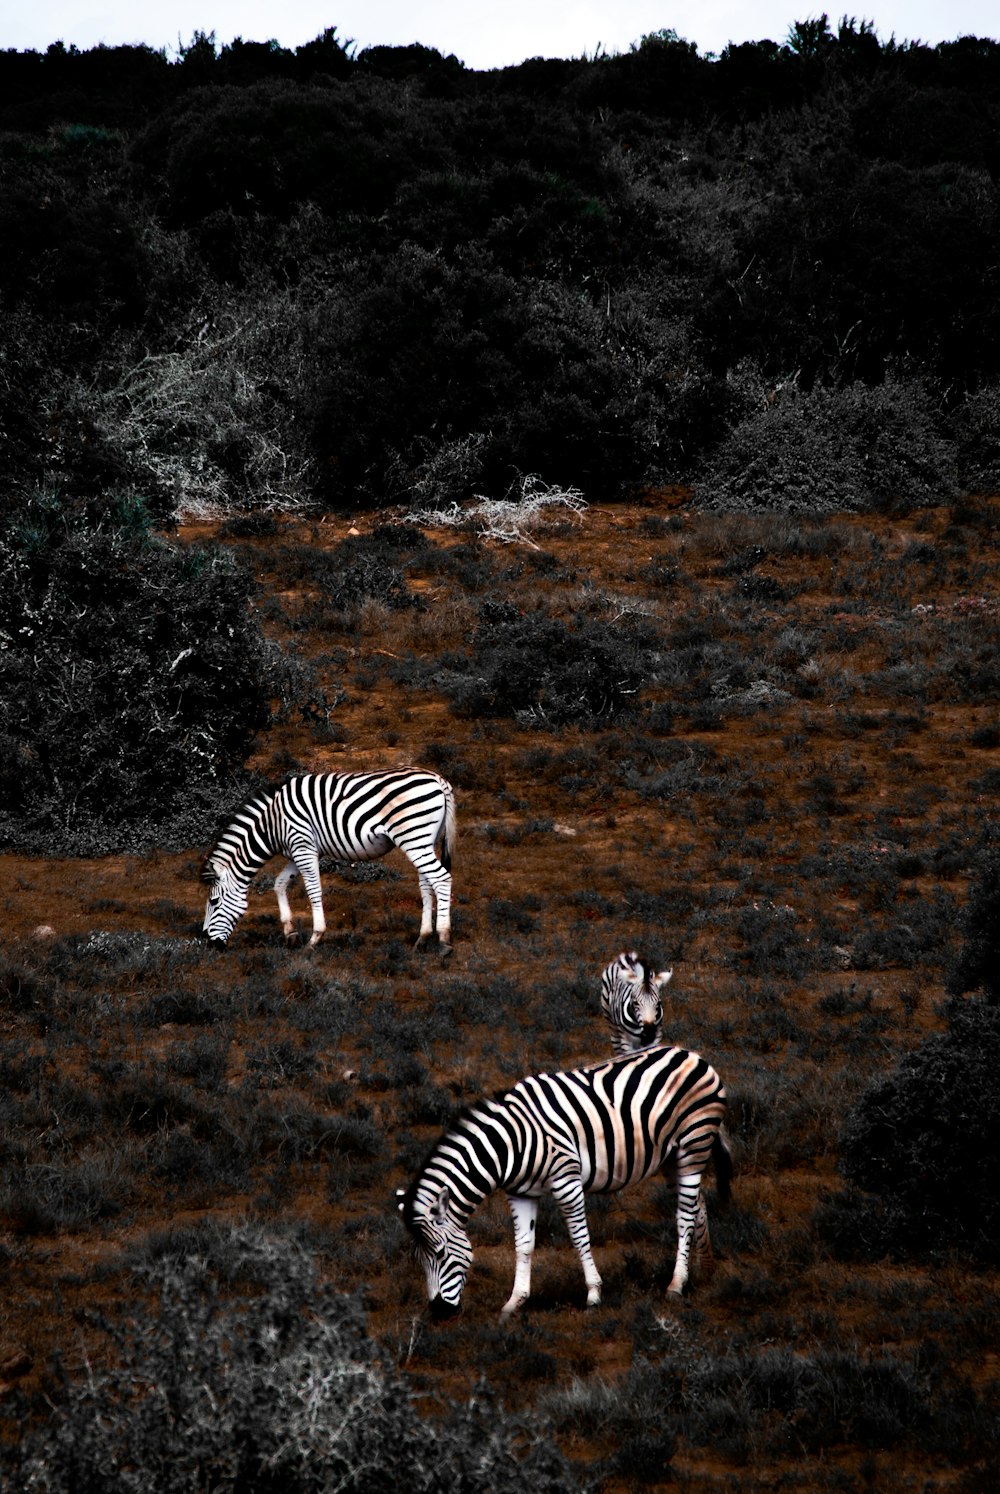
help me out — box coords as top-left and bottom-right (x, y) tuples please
(398, 1184), (472, 1320)
(601, 951), (671, 1055)
(201, 858), (248, 945)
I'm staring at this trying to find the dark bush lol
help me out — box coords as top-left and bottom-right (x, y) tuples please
(307, 245), (659, 507)
(0, 493), (275, 852)
(444, 612), (654, 727)
(696, 376), (958, 515)
(0, 129), (148, 326)
(131, 77), (448, 230)
(947, 846), (1000, 1003)
(835, 997), (1000, 1263)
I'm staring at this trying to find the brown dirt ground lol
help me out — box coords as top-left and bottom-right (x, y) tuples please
(1, 491), (998, 1489)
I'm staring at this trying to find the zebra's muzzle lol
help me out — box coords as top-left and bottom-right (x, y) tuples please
(429, 1294), (461, 1323)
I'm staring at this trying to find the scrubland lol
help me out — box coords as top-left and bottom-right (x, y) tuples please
(1, 493), (998, 1490)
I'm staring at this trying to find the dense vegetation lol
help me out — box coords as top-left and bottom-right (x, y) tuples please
(3, 18), (1000, 523)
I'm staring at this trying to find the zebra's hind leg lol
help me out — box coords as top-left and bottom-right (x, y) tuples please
(430, 861), (453, 953)
(500, 1196), (538, 1320)
(692, 1192), (714, 1277)
(667, 1172), (705, 1295)
(552, 1176), (603, 1309)
(414, 872), (436, 950)
(413, 864), (452, 955)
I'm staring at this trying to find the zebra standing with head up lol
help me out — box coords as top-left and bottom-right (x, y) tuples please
(399, 1044), (731, 1320)
(600, 950), (732, 1242)
(202, 768), (456, 950)
(600, 950), (671, 1055)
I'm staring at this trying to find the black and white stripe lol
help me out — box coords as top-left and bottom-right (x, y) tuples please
(202, 768), (456, 949)
(601, 951), (671, 1056)
(399, 1045), (731, 1319)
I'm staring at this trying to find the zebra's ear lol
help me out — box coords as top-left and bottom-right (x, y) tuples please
(200, 860), (219, 886)
(429, 1186), (451, 1222)
(653, 968), (673, 991)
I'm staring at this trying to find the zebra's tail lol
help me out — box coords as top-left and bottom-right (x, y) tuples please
(438, 781), (457, 873)
(712, 1128), (733, 1206)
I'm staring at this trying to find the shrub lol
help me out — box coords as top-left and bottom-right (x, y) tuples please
(0, 493), (275, 852)
(956, 382), (1000, 493)
(307, 245), (666, 506)
(835, 997), (1000, 1263)
(443, 611), (655, 727)
(695, 375), (958, 515)
(0, 1147), (133, 1233)
(5, 1247), (578, 1493)
(947, 845), (1000, 1003)
(406, 473), (587, 546)
(58, 297), (316, 521)
(131, 77), (441, 229)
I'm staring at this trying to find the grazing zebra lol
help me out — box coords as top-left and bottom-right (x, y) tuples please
(202, 768), (456, 950)
(399, 1045), (731, 1320)
(601, 951), (671, 1055)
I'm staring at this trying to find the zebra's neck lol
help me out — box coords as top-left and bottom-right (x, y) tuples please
(213, 793), (279, 881)
(413, 1100), (514, 1220)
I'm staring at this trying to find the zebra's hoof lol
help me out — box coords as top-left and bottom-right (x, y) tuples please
(439, 942), (453, 960)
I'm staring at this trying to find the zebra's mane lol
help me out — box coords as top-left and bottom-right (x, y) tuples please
(398, 1098), (508, 1230)
(200, 787), (277, 882)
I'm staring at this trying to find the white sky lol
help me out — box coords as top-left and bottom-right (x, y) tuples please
(3, 2), (996, 67)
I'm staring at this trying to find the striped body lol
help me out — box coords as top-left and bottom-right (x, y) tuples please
(601, 951), (670, 1056)
(202, 769), (456, 949)
(400, 1045), (730, 1319)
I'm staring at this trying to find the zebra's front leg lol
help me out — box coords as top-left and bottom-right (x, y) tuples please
(499, 1196), (538, 1320)
(273, 861), (300, 943)
(553, 1177), (602, 1309)
(288, 843), (326, 948)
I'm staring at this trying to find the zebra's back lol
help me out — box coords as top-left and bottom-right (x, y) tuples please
(274, 769), (452, 860)
(503, 1046), (726, 1195)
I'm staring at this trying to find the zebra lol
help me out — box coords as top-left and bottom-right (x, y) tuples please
(601, 950), (671, 1056)
(399, 1045), (731, 1320)
(600, 952), (732, 1246)
(201, 768), (456, 950)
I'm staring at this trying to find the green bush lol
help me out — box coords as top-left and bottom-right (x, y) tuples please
(833, 997), (1000, 1264)
(4, 1244), (578, 1493)
(0, 493), (275, 852)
